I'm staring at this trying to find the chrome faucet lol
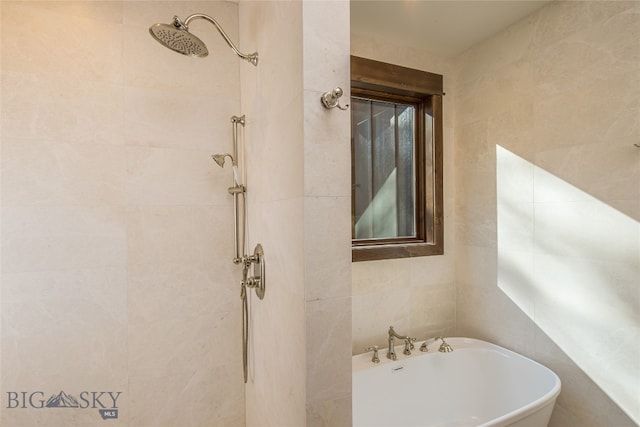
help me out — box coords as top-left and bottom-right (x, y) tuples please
(387, 326), (415, 360)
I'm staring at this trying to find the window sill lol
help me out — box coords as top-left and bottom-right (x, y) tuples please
(352, 241), (444, 262)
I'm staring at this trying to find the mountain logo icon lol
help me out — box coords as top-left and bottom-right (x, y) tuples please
(45, 391), (80, 408)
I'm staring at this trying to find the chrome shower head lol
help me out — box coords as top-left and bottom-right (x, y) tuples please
(149, 13), (258, 66)
(149, 16), (208, 57)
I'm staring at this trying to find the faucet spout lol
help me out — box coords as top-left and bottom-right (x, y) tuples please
(387, 326), (412, 360)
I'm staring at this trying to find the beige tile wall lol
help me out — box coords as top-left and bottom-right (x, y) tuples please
(239, 2), (307, 426)
(302, 3), (352, 425)
(1, 1), (245, 426)
(454, 2), (639, 426)
(240, 1), (352, 426)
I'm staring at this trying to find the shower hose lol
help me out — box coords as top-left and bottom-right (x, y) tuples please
(241, 273), (249, 383)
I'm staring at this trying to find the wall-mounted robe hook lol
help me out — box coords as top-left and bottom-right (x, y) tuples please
(321, 87), (349, 110)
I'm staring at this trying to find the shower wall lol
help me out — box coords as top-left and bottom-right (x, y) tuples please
(238, 1), (306, 425)
(350, 36), (457, 354)
(1, 1), (244, 426)
(239, 1), (352, 426)
(454, 2), (639, 426)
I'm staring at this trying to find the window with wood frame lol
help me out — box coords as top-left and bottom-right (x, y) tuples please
(351, 56), (443, 262)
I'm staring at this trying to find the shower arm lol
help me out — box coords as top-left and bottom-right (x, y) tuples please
(183, 13), (258, 66)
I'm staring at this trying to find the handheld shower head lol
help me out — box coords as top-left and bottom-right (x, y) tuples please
(149, 13), (258, 66)
(212, 153), (234, 168)
(212, 154), (242, 185)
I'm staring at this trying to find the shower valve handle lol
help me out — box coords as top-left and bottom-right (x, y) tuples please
(241, 244), (265, 300)
(243, 276), (261, 289)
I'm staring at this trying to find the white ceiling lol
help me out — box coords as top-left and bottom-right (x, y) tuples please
(351, 0), (553, 58)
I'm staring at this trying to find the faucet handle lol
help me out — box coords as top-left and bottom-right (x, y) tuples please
(365, 346), (380, 363)
(403, 337), (416, 355)
(408, 337), (416, 350)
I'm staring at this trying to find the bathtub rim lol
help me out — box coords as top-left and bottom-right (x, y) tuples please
(353, 337), (561, 427)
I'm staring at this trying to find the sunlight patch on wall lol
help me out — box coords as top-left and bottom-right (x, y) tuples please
(354, 169), (398, 239)
(496, 145), (640, 424)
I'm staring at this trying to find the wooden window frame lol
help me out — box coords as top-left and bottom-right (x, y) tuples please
(351, 56), (444, 262)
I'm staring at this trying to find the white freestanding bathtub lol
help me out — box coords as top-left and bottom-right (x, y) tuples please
(353, 338), (561, 427)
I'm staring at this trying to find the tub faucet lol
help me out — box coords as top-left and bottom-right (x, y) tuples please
(387, 326), (414, 360)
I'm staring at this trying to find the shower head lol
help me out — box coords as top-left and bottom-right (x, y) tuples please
(212, 153), (242, 186)
(212, 153), (234, 168)
(149, 16), (208, 57)
(149, 13), (258, 66)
